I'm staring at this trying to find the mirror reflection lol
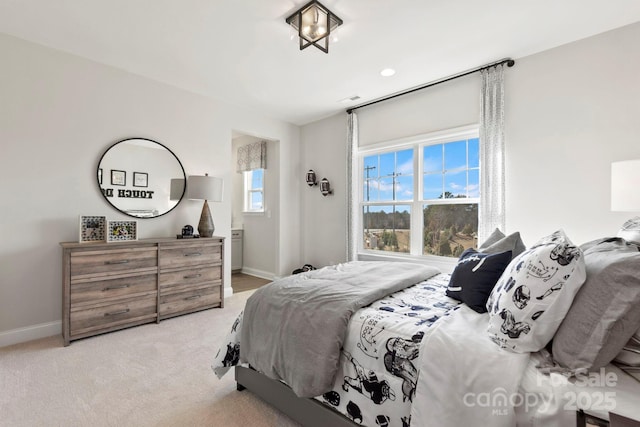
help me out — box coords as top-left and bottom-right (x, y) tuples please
(97, 138), (186, 218)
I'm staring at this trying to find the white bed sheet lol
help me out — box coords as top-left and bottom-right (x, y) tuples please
(411, 303), (578, 427)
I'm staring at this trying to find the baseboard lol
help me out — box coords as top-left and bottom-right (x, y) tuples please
(3, 287), (237, 348)
(224, 285), (234, 298)
(239, 267), (275, 281)
(0, 320), (61, 348)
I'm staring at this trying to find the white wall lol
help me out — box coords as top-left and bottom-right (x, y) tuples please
(357, 73), (480, 146)
(0, 33), (301, 346)
(300, 113), (349, 268)
(300, 22), (640, 264)
(505, 22), (640, 245)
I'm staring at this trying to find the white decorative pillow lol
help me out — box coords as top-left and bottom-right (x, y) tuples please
(617, 217), (640, 244)
(486, 230), (586, 353)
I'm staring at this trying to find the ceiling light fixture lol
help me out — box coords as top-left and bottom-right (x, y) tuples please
(286, 1), (343, 54)
(380, 68), (396, 77)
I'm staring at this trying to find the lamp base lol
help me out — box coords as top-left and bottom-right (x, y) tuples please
(198, 200), (215, 238)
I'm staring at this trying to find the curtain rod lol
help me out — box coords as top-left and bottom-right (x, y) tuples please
(346, 58), (515, 114)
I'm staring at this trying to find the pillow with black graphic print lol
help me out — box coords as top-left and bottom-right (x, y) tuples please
(446, 249), (512, 313)
(486, 230), (586, 353)
(617, 216), (640, 244)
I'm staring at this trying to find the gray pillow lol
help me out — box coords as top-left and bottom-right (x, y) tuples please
(552, 237), (640, 371)
(480, 228), (506, 248)
(479, 230), (526, 260)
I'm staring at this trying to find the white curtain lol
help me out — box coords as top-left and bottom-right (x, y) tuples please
(236, 141), (267, 172)
(479, 64), (506, 242)
(347, 112), (359, 261)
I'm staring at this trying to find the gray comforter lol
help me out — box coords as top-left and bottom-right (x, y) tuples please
(239, 261), (440, 397)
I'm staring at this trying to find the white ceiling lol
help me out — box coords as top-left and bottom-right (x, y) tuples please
(1, 1), (639, 126)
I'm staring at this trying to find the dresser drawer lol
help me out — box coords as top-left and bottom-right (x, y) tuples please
(61, 237), (224, 345)
(70, 294), (157, 337)
(71, 272), (157, 305)
(159, 242), (222, 270)
(159, 265), (221, 293)
(70, 246), (157, 278)
(159, 285), (221, 318)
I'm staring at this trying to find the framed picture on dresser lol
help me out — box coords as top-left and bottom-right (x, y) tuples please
(107, 220), (138, 242)
(78, 215), (106, 242)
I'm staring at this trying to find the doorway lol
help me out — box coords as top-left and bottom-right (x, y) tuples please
(230, 131), (279, 292)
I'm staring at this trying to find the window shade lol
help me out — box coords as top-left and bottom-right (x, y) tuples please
(236, 141), (267, 172)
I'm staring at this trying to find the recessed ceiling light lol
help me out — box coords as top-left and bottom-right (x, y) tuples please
(380, 68), (396, 77)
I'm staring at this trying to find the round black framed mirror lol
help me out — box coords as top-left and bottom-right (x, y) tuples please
(97, 138), (186, 218)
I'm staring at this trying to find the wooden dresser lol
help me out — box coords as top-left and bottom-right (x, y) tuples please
(60, 237), (224, 346)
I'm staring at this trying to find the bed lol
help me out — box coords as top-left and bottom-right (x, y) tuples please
(212, 229), (640, 427)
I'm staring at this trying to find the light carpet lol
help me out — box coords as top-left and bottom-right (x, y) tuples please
(0, 290), (300, 427)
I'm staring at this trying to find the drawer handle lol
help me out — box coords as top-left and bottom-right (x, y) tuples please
(103, 284), (130, 291)
(184, 252), (202, 257)
(105, 260), (130, 265)
(184, 274), (202, 279)
(184, 295), (201, 301)
(104, 308), (130, 317)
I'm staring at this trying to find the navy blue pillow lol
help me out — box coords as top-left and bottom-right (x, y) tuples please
(446, 248), (512, 313)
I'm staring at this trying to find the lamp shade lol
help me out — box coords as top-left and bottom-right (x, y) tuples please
(611, 159), (640, 212)
(169, 178), (185, 201)
(187, 175), (224, 202)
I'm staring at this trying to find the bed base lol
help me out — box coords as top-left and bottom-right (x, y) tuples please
(235, 366), (358, 427)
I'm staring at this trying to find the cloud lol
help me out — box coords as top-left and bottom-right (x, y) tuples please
(397, 159), (414, 175)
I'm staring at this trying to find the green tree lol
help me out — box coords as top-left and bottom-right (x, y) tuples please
(453, 244), (464, 258)
(438, 234), (452, 256)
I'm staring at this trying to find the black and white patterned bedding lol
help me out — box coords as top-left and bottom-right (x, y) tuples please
(213, 272), (460, 427)
(316, 273), (459, 426)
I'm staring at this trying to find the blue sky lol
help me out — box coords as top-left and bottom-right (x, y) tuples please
(364, 138), (479, 203)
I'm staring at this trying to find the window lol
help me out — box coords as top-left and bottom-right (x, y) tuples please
(363, 149), (413, 253)
(422, 137), (479, 257)
(244, 169), (264, 212)
(360, 126), (480, 259)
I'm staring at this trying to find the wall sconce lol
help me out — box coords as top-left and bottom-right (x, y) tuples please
(320, 178), (333, 196)
(285, 0), (343, 54)
(306, 169), (318, 186)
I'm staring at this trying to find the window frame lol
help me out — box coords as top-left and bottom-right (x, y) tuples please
(357, 125), (481, 264)
(243, 168), (265, 213)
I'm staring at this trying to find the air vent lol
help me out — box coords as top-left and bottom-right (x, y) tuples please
(338, 95), (361, 103)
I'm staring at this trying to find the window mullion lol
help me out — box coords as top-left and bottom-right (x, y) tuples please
(410, 144), (422, 255)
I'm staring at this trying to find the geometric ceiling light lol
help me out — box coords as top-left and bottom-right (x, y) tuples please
(286, 0), (343, 53)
